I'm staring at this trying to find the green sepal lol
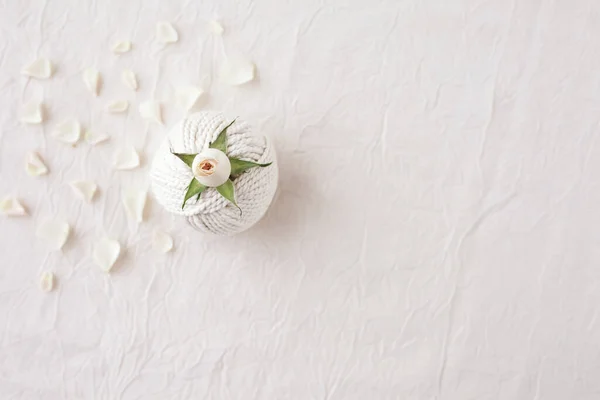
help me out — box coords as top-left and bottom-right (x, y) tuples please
(182, 178), (207, 209)
(229, 157), (272, 176)
(172, 152), (197, 168)
(209, 119), (236, 153)
(216, 179), (239, 210)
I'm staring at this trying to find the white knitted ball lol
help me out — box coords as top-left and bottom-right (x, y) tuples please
(151, 111), (278, 235)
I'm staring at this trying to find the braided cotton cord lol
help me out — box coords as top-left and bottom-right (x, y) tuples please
(151, 112), (278, 235)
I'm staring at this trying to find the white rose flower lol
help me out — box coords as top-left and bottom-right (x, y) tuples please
(191, 148), (231, 187)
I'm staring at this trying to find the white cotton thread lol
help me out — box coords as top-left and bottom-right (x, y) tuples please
(151, 111), (278, 235)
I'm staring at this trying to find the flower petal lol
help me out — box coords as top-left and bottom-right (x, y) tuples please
(112, 40), (131, 53)
(122, 189), (147, 223)
(139, 100), (163, 124)
(152, 230), (173, 253)
(122, 69), (138, 90)
(36, 219), (70, 250)
(83, 67), (101, 96)
(93, 238), (121, 272)
(156, 22), (178, 43)
(175, 86), (204, 112)
(0, 197), (27, 216)
(113, 147), (140, 170)
(84, 130), (110, 146)
(52, 120), (81, 144)
(40, 271), (54, 292)
(208, 20), (224, 35)
(69, 181), (97, 202)
(220, 58), (255, 86)
(21, 58), (52, 79)
(107, 100), (129, 113)
(20, 101), (43, 124)
(25, 152), (49, 176)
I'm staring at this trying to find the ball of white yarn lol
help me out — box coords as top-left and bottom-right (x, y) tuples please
(151, 111), (278, 235)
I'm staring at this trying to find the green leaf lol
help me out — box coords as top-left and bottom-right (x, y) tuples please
(229, 157), (272, 176)
(209, 119), (236, 153)
(172, 152), (197, 168)
(216, 179), (239, 209)
(182, 178), (207, 209)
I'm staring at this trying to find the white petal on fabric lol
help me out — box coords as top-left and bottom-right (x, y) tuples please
(36, 219), (70, 250)
(25, 152), (49, 176)
(21, 59), (52, 79)
(93, 238), (121, 272)
(113, 147), (140, 170)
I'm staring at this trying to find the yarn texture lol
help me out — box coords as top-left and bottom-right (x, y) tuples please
(151, 112), (278, 235)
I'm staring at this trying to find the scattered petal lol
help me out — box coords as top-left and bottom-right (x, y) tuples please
(112, 40), (131, 54)
(52, 120), (81, 144)
(152, 230), (173, 253)
(139, 100), (163, 124)
(113, 146), (140, 170)
(208, 20), (224, 35)
(40, 271), (54, 292)
(122, 189), (147, 223)
(156, 22), (178, 43)
(36, 219), (70, 250)
(20, 101), (43, 124)
(21, 58), (52, 79)
(175, 86), (205, 112)
(0, 197), (27, 216)
(69, 181), (97, 202)
(83, 67), (101, 96)
(107, 100), (129, 113)
(84, 130), (110, 146)
(93, 238), (120, 272)
(122, 69), (138, 90)
(25, 152), (49, 176)
(220, 58), (255, 85)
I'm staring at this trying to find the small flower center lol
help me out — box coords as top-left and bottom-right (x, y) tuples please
(196, 159), (218, 176)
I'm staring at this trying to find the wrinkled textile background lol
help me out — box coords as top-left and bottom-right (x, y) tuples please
(1, 0), (599, 399)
